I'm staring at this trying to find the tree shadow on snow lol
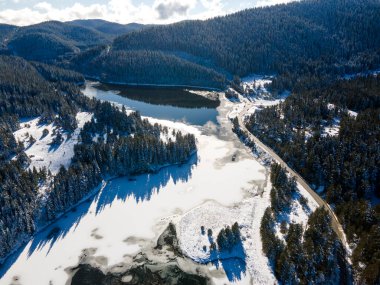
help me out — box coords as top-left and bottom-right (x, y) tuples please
(95, 154), (197, 214)
(0, 154), (197, 279)
(209, 238), (247, 282)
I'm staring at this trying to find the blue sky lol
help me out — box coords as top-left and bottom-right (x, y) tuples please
(0, 0), (297, 26)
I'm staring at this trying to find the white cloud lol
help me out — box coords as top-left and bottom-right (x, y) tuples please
(0, 0), (297, 26)
(0, 0), (170, 25)
(155, 0), (197, 20)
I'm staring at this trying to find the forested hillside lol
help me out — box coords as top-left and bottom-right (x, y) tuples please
(109, 0), (380, 89)
(3, 21), (116, 62)
(67, 19), (146, 37)
(0, 24), (16, 44)
(70, 47), (226, 88)
(2, 0), (379, 89)
(0, 55), (196, 261)
(0, 56), (85, 129)
(261, 164), (348, 284)
(248, 75), (380, 284)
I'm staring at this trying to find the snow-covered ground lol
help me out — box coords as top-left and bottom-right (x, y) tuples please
(177, 183), (278, 285)
(347, 109), (358, 118)
(241, 74), (273, 96)
(1, 82), (323, 285)
(13, 112), (93, 175)
(1, 97), (277, 285)
(273, 182), (319, 241)
(227, 75), (289, 120)
(323, 103), (358, 137)
(322, 118), (340, 137)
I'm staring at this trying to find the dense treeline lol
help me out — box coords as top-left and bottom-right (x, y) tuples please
(0, 159), (43, 258)
(250, 76), (380, 283)
(70, 47), (226, 89)
(46, 102), (196, 219)
(110, 0), (380, 89)
(3, 21), (113, 62)
(1, 20), (146, 63)
(0, 55), (197, 261)
(1, 20), (145, 64)
(31, 62), (84, 84)
(215, 222), (241, 252)
(0, 56), (90, 259)
(0, 56), (90, 131)
(270, 164), (298, 217)
(261, 164), (347, 284)
(8, 33), (78, 62)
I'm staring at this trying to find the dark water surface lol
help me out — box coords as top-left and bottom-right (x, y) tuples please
(83, 82), (219, 126)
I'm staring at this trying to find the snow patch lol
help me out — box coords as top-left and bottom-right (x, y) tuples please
(347, 110), (358, 118)
(177, 183), (277, 284)
(14, 112), (93, 175)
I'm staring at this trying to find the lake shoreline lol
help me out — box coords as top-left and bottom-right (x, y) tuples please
(83, 76), (224, 92)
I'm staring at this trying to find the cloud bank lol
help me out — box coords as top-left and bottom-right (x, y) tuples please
(0, 0), (297, 26)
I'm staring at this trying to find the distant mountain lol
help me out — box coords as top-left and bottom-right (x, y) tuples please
(4, 21), (111, 62)
(67, 19), (146, 37)
(110, 0), (380, 89)
(3, 0), (380, 88)
(15, 21), (109, 47)
(7, 32), (78, 61)
(0, 24), (17, 45)
(3, 20), (148, 63)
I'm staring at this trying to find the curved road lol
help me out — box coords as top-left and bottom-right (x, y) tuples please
(237, 103), (348, 247)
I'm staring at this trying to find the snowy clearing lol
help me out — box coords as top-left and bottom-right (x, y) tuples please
(14, 112), (93, 175)
(177, 181), (278, 285)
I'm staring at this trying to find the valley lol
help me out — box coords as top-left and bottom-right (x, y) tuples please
(0, 0), (379, 284)
(1, 81), (323, 284)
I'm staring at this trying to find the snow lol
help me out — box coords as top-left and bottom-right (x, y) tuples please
(227, 102), (245, 119)
(178, 202), (248, 263)
(288, 197), (314, 225)
(272, 183), (319, 241)
(323, 125), (340, 137)
(1, 83), (324, 285)
(227, 95), (285, 120)
(13, 112), (93, 175)
(342, 68), (380, 80)
(245, 98), (284, 116)
(1, 98), (279, 285)
(328, 102), (358, 118)
(327, 103), (336, 110)
(296, 182), (319, 212)
(347, 110), (358, 118)
(177, 181), (277, 285)
(225, 75), (289, 119)
(241, 74), (273, 96)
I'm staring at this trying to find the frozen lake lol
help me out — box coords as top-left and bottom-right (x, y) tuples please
(84, 81), (220, 126)
(0, 83), (275, 285)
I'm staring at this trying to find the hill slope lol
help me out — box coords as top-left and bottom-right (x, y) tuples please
(109, 0), (380, 88)
(67, 19), (146, 37)
(70, 46), (226, 89)
(5, 21), (111, 62)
